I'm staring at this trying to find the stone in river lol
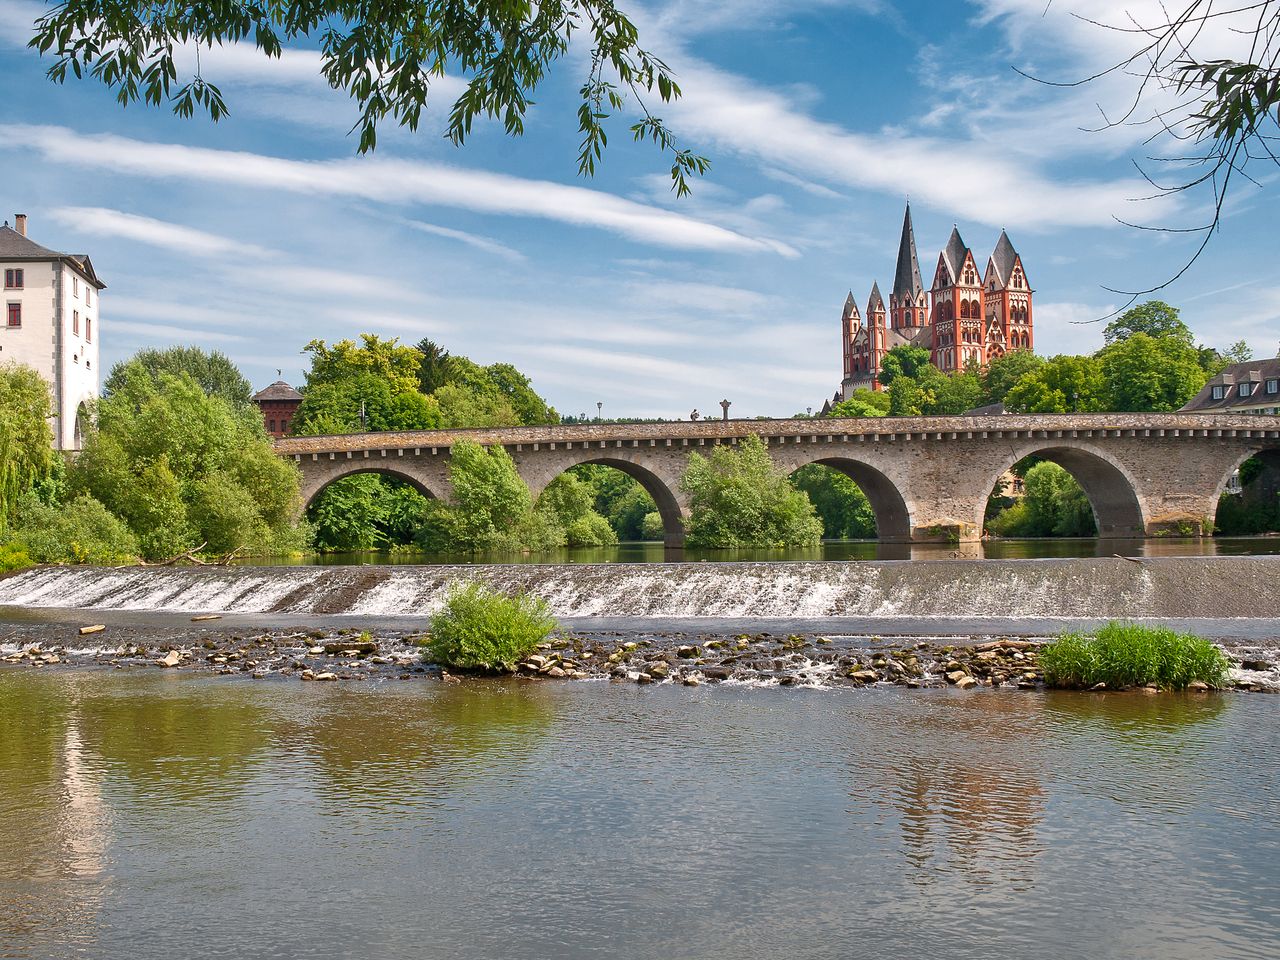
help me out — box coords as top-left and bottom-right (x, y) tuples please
(157, 650), (182, 668)
(1241, 659), (1273, 671)
(848, 669), (880, 684)
(546, 666), (567, 678)
(79, 625), (106, 636)
(1186, 680), (1211, 691)
(314, 672), (339, 681)
(945, 670), (968, 684)
(676, 645), (700, 659)
(955, 676), (978, 690)
(646, 662), (671, 678)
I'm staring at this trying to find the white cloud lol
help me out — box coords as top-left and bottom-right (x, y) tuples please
(629, 280), (774, 315)
(107, 320), (248, 344)
(1, 125), (784, 255)
(398, 218), (526, 262)
(50, 207), (275, 260)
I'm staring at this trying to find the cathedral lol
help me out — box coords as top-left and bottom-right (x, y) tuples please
(838, 203), (1033, 398)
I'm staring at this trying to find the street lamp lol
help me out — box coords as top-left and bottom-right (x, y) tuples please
(597, 401), (603, 421)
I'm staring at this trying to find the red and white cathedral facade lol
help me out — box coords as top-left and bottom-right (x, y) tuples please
(839, 203), (1034, 397)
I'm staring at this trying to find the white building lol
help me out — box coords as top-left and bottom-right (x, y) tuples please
(1, 213), (105, 449)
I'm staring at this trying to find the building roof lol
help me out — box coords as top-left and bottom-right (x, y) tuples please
(0, 223), (106, 288)
(891, 203), (924, 302)
(1181, 359), (1280, 412)
(867, 281), (885, 315)
(842, 291), (860, 319)
(989, 230), (1018, 285)
(253, 380), (303, 402)
(940, 226), (969, 283)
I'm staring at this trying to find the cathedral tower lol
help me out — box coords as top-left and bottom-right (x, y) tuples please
(889, 203), (927, 331)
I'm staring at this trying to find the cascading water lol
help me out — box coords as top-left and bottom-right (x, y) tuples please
(1, 556), (1277, 620)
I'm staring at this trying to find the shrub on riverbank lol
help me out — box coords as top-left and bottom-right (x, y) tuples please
(0, 541), (31, 574)
(1041, 622), (1229, 690)
(9, 494), (139, 565)
(424, 582), (558, 672)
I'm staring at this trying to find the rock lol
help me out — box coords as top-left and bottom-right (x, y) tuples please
(307, 646), (325, 655)
(700, 666), (732, 681)
(635, 673), (654, 684)
(1090, 682), (1107, 691)
(190, 614), (222, 622)
(1241, 659), (1273, 671)
(646, 662), (671, 678)
(944, 660), (963, 672)
(955, 676), (978, 690)
(79, 625), (106, 636)
(945, 670), (968, 684)
(682, 676), (703, 686)
(676, 645), (700, 659)
(314, 672), (338, 681)
(323, 640), (376, 656)
(546, 666), (567, 678)
(157, 650), (181, 668)
(1186, 680), (1211, 691)
(848, 669), (880, 683)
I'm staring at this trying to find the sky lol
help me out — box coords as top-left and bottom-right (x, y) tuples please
(1, 0), (1277, 418)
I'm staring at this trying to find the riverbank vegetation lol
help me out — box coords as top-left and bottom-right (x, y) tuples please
(424, 582), (558, 672)
(684, 435), (824, 547)
(1041, 622), (1229, 690)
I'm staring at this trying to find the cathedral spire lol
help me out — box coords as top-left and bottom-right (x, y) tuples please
(892, 202), (924, 301)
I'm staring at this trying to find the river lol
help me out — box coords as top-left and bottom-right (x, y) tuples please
(1, 671), (1276, 960)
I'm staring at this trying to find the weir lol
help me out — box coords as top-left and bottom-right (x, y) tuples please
(3, 556), (1279, 621)
(276, 412), (1280, 546)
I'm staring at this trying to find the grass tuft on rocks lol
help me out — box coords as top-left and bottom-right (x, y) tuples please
(1041, 621), (1229, 691)
(424, 582), (557, 672)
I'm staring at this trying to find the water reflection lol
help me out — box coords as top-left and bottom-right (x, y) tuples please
(249, 536), (1280, 566)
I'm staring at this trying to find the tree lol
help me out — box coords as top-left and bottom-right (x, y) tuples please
(0, 363), (55, 528)
(682, 435), (823, 547)
(878, 345), (932, 386)
(1004, 355), (1107, 414)
(1223, 340), (1254, 364)
(981, 350), (1045, 406)
(29, 0), (709, 194)
(535, 474), (617, 546)
(414, 339), (452, 395)
(827, 390), (890, 418)
(566, 463), (656, 539)
(69, 364), (302, 559)
(1098, 333), (1207, 412)
(433, 356), (556, 427)
(1103, 301), (1193, 346)
(293, 335), (441, 434)
(886, 363), (981, 416)
(103, 346), (253, 407)
(302, 335), (423, 394)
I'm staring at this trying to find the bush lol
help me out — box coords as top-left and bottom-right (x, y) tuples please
(0, 541), (31, 574)
(10, 494), (139, 565)
(1040, 621), (1229, 690)
(424, 582), (558, 672)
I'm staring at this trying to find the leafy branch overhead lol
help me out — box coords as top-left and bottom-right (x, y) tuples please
(28, 0), (710, 195)
(1025, 1), (1280, 301)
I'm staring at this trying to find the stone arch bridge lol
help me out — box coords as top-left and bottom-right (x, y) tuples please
(274, 413), (1280, 548)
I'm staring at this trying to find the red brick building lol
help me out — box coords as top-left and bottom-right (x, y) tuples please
(840, 204), (1034, 396)
(252, 380), (302, 438)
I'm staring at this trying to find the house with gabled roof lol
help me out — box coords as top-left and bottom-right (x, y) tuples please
(1, 213), (106, 449)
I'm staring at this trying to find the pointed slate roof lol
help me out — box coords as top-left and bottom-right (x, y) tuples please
(891, 203), (924, 301)
(941, 226), (969, 283)
(867, 281), (885, 316)
(842, 291), (860, 319)
(989, 229), (1019, 285)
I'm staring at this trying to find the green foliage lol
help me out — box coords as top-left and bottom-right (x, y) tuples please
(791, 464), (876, 538)
(434, 382), (521, 429)
(0, 362), (55, 528)
(886, 363), (981, 416)
(535, 474), (617, 546)
(986, 461), (1096, 537)
(1215, 490), (1280, 534)
(294, 371), (442, 435)
(69, 363), (301, 559)
(1040, 622), (1229, 690)
(568, 463), (658, 540)
(1097, 332), (1207, 412)
(414, 339), (452, 394)
(827, 390), (890, 418)
(683, 435), (823, 547)
(104, 347), (253, 407)
(424, 582), (558, 673)
(432, 356), (557, 427)
(1222, 340), (1253, 364)
(1004, 355), (1107, 413)
(1103, 301), (1193, 346)
(878, 345), (932, 386)
(0, 541), (32, 574)
(416, 441), (561, 553)
(32, 0), (709, 194)
(9, 494), (139, 565)
(640, 511), (666, 541)
(303, 335), (424, 395)
(981, 350), (1045, 405)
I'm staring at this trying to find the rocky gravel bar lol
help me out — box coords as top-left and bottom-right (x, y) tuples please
(2, 623), (1277, 693)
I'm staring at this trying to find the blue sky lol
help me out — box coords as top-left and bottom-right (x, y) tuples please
(1, 0), (1276, 418)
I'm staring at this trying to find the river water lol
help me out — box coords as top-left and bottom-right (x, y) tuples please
(1, 671), (1276, 960)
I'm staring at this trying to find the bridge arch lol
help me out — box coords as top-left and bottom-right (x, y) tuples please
(782, 453), (914, 542)
(1210, 445), (1280, 532)
(299, 466), (443, 517)
(530, 456), (686, 548)
(977, 442), (1146, 538)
